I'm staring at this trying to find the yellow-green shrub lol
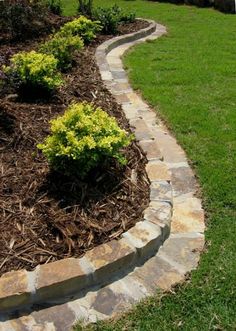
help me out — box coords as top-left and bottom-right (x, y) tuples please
(40, 33), (84, 70)
(38, 102), (133, 177)
(58, 16), (101, 44)
(3, 50), (63, 91)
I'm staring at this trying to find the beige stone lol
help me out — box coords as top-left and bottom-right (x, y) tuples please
(130, 119), (154, 141)
(144, 202), (172, 240)
(0, 269), (31, 311)
(171, 198), (205, 233)
(138, 110), (157, 126)
(31, 324), (56, 331)
(146, 161), (171, 182)
(36, 258), (90, 302)
(100, 71), (113, 81)
(32, 303), (76, 331)
(9, 316), (37, 331)
(86, 239), (136, 282)
(122, 104), (139, 120)
(139, 140), (162, 160)
(131, 255), (184, 292)
(0, 322), (15, 331)
(148, 201), (172, 224)
(114, 93), (130, 105)
(150, 181), (173, 203)
(122, 221), (162, 259)
(152, 130), (187, 163)
(112, 82), (131, 93)
(159, 234), (205, 273)
(169, 166), (197, 197)
(126, 92), (149, 109)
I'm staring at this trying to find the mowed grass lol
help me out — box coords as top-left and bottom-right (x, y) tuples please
(62, 1), (236, 330)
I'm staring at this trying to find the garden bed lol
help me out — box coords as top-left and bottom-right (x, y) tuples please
(0, 19), (150, 277)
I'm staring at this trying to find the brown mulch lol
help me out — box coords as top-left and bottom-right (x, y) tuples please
(0, 20), (150, 277)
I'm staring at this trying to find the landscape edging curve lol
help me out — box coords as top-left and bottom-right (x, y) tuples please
(0, 19), (173, 313)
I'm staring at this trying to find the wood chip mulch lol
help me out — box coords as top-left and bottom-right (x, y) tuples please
(0, 20), (150, 277)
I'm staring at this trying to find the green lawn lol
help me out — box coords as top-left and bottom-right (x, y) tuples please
(62, 1), (236, 330)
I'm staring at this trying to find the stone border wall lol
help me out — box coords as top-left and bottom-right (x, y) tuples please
(0, 20), (174, 313)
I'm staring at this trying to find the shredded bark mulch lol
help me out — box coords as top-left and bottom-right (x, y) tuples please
(0, 20), (150, 277)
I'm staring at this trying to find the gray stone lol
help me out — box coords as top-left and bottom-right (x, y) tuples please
(122, 104), (139, 120)
(150, 180), (173, 204)
(85, 239), (136, 283)
(146, 160), (171, 182)
(91, 288), (128, 316)
(35, 258), (91, 302)
(139, 139), (162, 160)
(131, 255), (184, 292)
(169, 166), (198, 197)
(158, 234), (205, 274)
(130, 119), (154, 141)
(144, 201), (172, 240)
(114, 94), (131, 105)
(111, 71), (127, 80)
(32, 303), (76, 331)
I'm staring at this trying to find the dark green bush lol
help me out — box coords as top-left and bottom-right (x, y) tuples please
(214, 0), (235, 13)
(93, 4), (136, 35)
(40, 33), (84, 70)
(120, 11), (136, 23)
(77, 0), (93, 18)
(38, 102), (133, 177)
(93, 5), (121, 34)
(46, 0), (62, 15)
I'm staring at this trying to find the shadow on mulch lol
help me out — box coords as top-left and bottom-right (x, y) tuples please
(0, 106), (16, 134)
(40, 166), (122, 210)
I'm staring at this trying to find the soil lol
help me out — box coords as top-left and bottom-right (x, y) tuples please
(0, 20), (150, 277)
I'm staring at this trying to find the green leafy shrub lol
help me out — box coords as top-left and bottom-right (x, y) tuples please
(3, 51), (63, 91)
(40, 33), (84, 70)
(38, 102), (133, 177)
(120, 12), (136, 23)
(58, 16), (101, 44)
(77, 0), (93, 18)
(46, 0), (62, 15)
(93, 5), (136, 35)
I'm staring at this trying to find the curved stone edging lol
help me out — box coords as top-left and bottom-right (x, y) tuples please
(0, 20), (205, 330)
(0, 20), (172, 314)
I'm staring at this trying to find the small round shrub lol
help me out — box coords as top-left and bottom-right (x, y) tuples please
(3, 50), (63, 91)
(38, 102), (133, 177)
(40, 33), (84, 70)
(93, 5), (136, 35)
(78, 0), (94, 18)
(46, 0), (62, 15)
(58, 16), (101, 44)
